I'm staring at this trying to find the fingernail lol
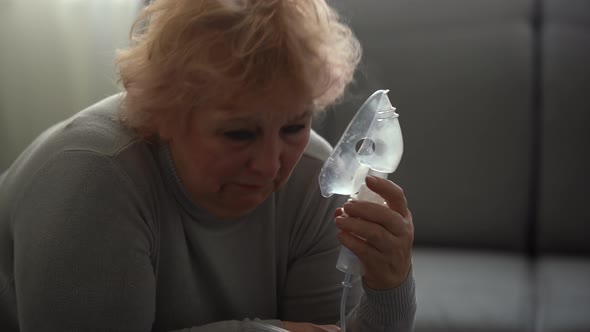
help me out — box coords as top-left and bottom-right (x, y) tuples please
(366, 175), (377, 185)
(342, 202), (354, 212)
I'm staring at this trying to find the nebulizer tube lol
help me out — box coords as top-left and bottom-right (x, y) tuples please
(340, 271), (353, 332)
(318, 90), (403, 332)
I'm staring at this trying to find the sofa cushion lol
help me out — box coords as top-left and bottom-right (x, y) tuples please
(535, 256), (590, 332)
(537, 0), (590, 255)
(412, 248), (534, 332)
(322, 0), (535, 251)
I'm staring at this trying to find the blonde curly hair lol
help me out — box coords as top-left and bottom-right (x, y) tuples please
(115, 0), (361, 136)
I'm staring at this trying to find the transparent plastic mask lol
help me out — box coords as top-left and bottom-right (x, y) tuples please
(319, 90), (403, 197)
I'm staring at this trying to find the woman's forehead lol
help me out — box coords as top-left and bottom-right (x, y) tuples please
(208, 102), (312, 124)
(206, 85), (312, 119)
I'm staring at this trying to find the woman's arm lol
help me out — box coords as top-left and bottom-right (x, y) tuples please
(277, 157), (416, 331)
(12, 151), (157, 331)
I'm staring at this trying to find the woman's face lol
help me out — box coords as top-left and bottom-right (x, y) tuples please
(164, 85), (312, 218)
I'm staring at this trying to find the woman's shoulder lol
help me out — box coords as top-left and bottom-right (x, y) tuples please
(7, 94), (151, 174)
(2, 96), (162, 254)
(48, 93), (141, 158)
(1, 95), (160, 211)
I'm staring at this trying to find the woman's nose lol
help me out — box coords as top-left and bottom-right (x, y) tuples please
(248, 136), (281, 178)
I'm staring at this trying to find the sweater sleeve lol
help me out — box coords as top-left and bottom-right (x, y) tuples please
(12, 151), (158, 331)
(277, 158), (416, 332)
(344, 271), (417, 332)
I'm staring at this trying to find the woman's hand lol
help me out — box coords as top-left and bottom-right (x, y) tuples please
(282, 321), (340, 331)
(334, 175), (414, 290)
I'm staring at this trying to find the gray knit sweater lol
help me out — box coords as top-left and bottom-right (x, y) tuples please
(0, 95), (416, 331)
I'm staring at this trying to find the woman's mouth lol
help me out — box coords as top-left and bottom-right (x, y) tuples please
(234, 183), (268, 190)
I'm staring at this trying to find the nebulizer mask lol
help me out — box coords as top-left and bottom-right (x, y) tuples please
(319, 89), (403, 332)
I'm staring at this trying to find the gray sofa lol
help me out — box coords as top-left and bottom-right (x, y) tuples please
(315, 0), (590, 331)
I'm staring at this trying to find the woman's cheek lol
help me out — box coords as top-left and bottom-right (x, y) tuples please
(284, 145), (308, 175)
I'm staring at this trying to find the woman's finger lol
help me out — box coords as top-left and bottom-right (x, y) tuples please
(333, 207), (344, 218)
(341, 200), (407, 236)
(364, 176), (410, 218)
(334, 216), (396, 253)
(337, 230), (381, 262)
(317, 324), (341, 332)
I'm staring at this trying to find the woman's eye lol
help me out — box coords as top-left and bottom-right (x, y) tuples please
(224, 130), (256, 141)
(282, 125), (306, 135)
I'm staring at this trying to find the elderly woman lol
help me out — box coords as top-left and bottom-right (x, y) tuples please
(0, 0), (415, 331)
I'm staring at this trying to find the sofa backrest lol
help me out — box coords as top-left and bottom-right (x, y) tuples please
(318, 0), (536, 252)
(536, 0), (590, 255)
